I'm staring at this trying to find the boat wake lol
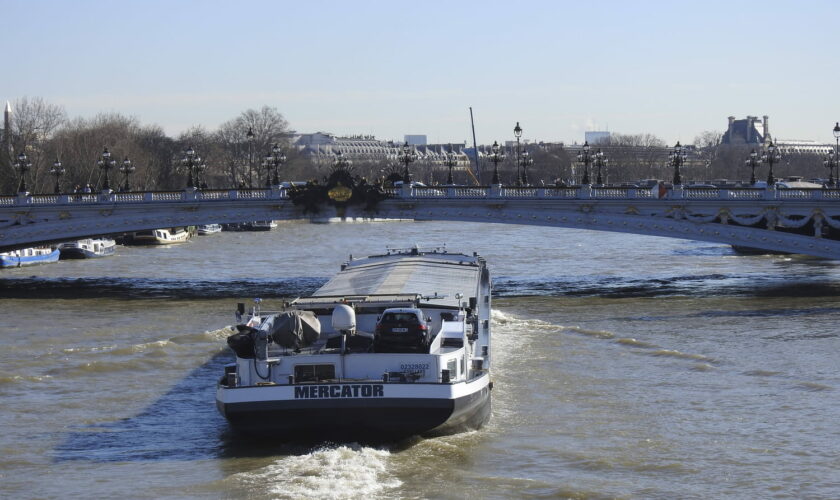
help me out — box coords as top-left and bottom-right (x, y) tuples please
(226, 444), (401, 499)
(493, 310), (717, 366)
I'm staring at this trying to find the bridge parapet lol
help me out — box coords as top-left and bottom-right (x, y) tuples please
(5, 186), (840, 207)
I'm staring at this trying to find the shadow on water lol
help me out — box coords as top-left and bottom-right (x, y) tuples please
(0, 277), (327, 299)
(5, 272), (839, 301)
(53, 349), (414, 464)
(53, 350), (327, 463)
(54, 350), (232, 463)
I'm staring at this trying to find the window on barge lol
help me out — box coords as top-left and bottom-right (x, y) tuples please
(295, 364), (336, 382)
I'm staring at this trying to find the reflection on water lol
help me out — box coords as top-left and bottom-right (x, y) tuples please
(1, 222), (839, 498)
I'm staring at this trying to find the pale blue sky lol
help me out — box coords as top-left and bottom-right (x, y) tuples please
(3, 0), (838, 145)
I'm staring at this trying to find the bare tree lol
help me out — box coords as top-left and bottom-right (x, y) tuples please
(49, 113), (177, 192)
(215, 106), (291, 187)
(2, 97), (67, 193)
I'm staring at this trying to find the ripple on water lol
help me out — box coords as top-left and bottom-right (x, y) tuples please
(793, 381), (833, 392)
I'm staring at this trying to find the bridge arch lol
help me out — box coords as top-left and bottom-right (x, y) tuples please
(2, 186), (840, 259)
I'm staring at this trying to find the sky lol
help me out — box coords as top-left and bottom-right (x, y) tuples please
(3, 0), (839, 146)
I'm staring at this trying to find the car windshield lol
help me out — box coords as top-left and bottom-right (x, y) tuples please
(381, 313), (419, 324)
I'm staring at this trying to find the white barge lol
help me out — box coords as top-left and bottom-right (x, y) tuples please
(216, 246), (492, 442)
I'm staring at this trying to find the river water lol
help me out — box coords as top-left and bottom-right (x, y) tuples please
(1, 221), (839, 499)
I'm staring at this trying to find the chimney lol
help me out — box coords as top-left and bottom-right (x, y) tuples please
(762, 115), (770, 143)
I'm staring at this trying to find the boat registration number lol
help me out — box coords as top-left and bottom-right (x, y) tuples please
(392, 327), (408, 332)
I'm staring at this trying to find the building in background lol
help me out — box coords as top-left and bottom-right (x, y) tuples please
(404, 135), (427, 146)
(722, 115), (833, 155)
(584, 131), (610, 145)
(723, 115), (770, 145)
(294, 132), (471, 179)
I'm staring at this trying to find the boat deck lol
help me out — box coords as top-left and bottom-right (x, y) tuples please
(314, 252), (482, 308)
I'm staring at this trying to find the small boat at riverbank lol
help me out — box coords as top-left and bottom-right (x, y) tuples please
(58, 238), (117, 259)
(124, 227), (193, 245)
(216, 246), (493, 442)
(0, 247), (60, 268)
(197, 224), (222, 235)
(222, 221), (277, 232)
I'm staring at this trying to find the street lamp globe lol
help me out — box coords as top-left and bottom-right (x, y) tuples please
(576, 141), (592, 185)
(746, 149), (760, 185)
(488, 140), (505, 185)
(120, 157), (135, 191)
(97, 147), (117, 192)
(14, 152), (31, 193)
(398, 141), (416, 183)
(761, 140), (781, 186)
(182, 146), (201, 189)
(50, 159), (65, 194)
(669, 141), (686, 186)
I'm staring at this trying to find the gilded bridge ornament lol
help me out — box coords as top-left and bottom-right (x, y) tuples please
(289, 164), (387, 214)
(328, 183), (353, 203)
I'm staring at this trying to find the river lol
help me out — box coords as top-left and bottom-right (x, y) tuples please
(1, 221), (839, 499)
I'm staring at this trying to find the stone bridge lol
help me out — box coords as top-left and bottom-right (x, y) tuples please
(2, 184), (840, 259)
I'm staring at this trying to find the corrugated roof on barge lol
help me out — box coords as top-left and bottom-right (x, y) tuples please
(313, 253), (481, 306)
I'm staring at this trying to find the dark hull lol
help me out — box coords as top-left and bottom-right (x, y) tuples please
(59, 247), (115, 259)
(217, 384), (491, 443)
(731, 245), (791, 255)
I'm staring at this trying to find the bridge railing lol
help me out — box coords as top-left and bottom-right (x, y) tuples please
(4, 185), (840, 207)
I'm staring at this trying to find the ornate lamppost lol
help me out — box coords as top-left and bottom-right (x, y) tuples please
(14, 152), (31, 193)
(519, 149), (533, 186)
(824, 151), (837, 187)
(97, 148), (117, 192)
(669, 141), (686, 186)
(761, 140), (781, 186)
(488, 141), (505, 185)
(50, 159), (65, 194)
(593, 149), (608, 185)
(265, 143), (286, 186)
(261, 155), (271, 187)
(246, 126), (255, 188)
(197, 161), (208, 188)
(576, 141), (592, 185)
(182, 146), (201, 189)
(398, 141), (416, 183)
(444, 147), (458, 185)
(334, 150), (351, 170)
(745, 149), (760, 186)
(514, 122), (523, 186)
(120, 157), (135, 192)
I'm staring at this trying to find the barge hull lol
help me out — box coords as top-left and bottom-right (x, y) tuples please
(217, 383), (491, 442)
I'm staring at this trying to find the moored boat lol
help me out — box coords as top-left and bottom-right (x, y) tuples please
(222, 221), (277, 232)
(216, 246), (493, 442)
(0, 247), (60, 268)
(197, 224), (222, 235)
(124, 227), (192, 245)
(58, 238), (117, 259)
(246, 220), (277, 231)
